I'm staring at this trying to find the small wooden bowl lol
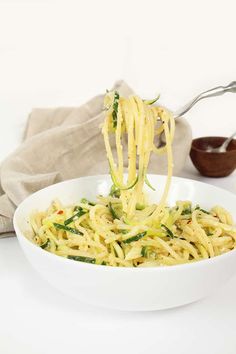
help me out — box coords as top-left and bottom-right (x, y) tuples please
(190, 137), (236, 177)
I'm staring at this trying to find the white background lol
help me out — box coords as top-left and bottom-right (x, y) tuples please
(0, 0), (236, 353)
(0, 0), (236, 158)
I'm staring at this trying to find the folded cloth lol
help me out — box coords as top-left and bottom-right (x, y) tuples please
(0, 80), (192, 237)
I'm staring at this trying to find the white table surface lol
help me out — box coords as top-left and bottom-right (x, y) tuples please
(1, 1), (236, 353)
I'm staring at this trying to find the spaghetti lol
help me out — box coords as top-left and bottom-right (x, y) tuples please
(29, 91), (236, 267)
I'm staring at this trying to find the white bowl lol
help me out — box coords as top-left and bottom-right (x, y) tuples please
(13, 175), (236, 311)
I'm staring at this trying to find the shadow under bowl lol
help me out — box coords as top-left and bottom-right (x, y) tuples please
(190, 137), (236, 177)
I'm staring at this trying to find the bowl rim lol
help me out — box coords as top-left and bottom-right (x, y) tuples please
(13, 174), (236, 273)
(191, 136), (236, 154)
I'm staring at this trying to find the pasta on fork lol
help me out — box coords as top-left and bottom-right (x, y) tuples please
(30, 91), (236, 267)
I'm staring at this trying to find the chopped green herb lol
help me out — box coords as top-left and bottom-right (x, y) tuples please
(120, 229), (129, 234)
(80, 198), (95, 206)
(73, 206), (81, 211)
(207, 232), (213, 236)
(40, 238), (50, 249)
(200, 209), (210, 214)
(141, 246), (148, 257)
(195, 206), (210, 214)
(64, 209), (87, 225)
(67, 255), (95, 264)
(112, 91), (119, 128)
(113, 246), (118, 257)
(53, 223), (83, 235)
(123, 231), (147, 244)
(101, 261), (107, 266)
(161, 224), (174, 238)
(181, 207), (192, 215)
(108, 202), (120, 220)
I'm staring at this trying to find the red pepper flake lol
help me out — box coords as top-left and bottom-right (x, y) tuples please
(57, 210), (64, 215)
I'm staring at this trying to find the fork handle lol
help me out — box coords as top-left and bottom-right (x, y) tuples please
(174, 81), (236, 118)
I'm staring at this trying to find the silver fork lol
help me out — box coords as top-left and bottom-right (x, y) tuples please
(174, 81), (236, 118)
(159, 81), (236, 147)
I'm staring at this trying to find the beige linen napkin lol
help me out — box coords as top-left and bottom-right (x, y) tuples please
(0, 81), (192, 237)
